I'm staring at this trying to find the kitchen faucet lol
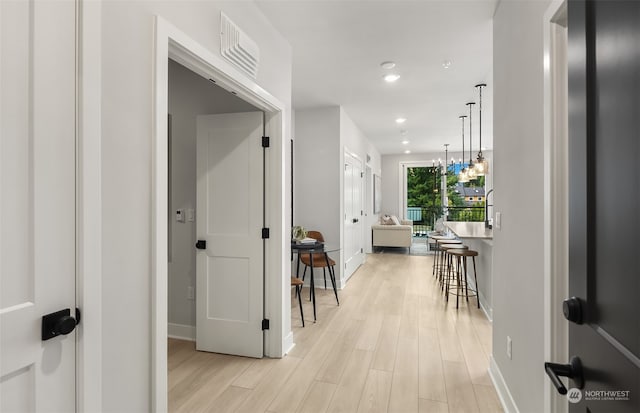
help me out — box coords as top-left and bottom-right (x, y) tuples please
(485, 189), (494, 229)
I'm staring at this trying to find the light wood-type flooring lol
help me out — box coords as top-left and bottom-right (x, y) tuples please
(168, 252), (503, 413)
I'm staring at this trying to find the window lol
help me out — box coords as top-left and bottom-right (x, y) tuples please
(403, 163), (443, 235)
(447, 163), (486, 222)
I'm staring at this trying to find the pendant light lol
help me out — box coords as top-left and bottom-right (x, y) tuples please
(458, 115), (469, 183)
(466, 102), (478, 180)
(474, 83), (489, 176)
(443, 143), (450, 209)
(443, 143), (450, 175)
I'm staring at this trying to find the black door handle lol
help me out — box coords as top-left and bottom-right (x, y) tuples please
(544, 356), (584, 395)
(352, 218), (358, 223)
(563, 296), (583, 324)
(42, 308), (80, 341)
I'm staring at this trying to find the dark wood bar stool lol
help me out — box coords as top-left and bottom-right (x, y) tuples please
(430, 235), (460, 278)
(439, 244), (468, 290)
(446, 249), (480, 309)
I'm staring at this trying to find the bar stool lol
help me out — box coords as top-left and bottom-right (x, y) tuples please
(430, 235), (460, 278)
(446, 249), (480, 309)
(439, 244), (469, 290)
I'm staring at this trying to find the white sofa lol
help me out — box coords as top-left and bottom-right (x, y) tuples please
(372, 217), (413, 249)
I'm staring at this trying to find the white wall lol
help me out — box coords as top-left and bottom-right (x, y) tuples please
(100, 2), (291, 410)
(294, 107), (380, 286)
(167, 59), (257, 336)
(381, 150), (493, 218)
(491, 1), (550, 412)
(294, 107), (341, 246)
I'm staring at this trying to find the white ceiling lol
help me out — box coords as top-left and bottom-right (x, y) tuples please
(256, 0), (497, 155)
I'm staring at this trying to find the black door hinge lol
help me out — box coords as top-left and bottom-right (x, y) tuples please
(262, 136), (270, 148)
(262, 319), (270, 330)
(195, 240), (207, 250)
(262, 228), (270, 239)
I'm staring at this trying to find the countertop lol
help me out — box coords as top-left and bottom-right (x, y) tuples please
(445, 221), (493, 239)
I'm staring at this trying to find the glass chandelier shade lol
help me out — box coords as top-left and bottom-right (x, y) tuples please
(466, 162), (478, 180)
(474, 83), (489, 176)
(475, 157), (489, 176)
(458, 168), (470, 183)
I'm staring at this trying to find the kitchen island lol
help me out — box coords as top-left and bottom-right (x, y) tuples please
(445, 221), (493, 319)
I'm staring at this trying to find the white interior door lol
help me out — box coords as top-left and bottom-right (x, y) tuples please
(196, 112), (264, 358)
(344, 152), (363, 279)
(0, 1), (77, 411)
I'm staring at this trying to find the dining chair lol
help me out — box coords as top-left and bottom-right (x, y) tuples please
(291, 277), (305, 327)
(298, 230), (339, 305)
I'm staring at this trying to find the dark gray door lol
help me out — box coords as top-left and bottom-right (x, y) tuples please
(561, 0), (640, 411)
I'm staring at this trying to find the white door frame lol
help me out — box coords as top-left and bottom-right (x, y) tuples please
(153, 17), (287, 412)
(542, 1), (569, 413)
(342, 147), (364, 282)
(77, 1), (103, 411)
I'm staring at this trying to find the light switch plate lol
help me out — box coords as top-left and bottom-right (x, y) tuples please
(495, 212), (502, 229)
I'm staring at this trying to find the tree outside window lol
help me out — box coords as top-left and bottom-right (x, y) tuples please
(405, 163), (485, 230)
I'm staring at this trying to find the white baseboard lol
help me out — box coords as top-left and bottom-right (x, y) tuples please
(489, 356), (520, 413)
(283, 331), (295, 355)
(480, 299), (493, 322)
(466, 278), (493, 322)
(168, 323), (195, 341)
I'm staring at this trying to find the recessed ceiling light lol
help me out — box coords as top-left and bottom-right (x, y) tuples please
(396, 117), (407, 124)
(404, 150), (411, 154)
(383, 74), (400, 82)
(380, 61), (396, 69)
(402, 140), (410, 145)
(442, 60), (452, 69)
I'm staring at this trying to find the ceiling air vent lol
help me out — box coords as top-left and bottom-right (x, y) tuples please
(220, 12), (259, 79)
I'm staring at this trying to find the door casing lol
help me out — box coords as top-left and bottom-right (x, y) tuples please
(542, 1), (570, 413)
(77, 1), (104, 411)
(342, 148), (364, 282)
(153, 16), (287, 413)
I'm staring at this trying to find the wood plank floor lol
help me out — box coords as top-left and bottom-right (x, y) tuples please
(168, 252), (503, 413)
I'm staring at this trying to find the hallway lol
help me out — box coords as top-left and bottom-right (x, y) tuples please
(168, 253), (502, 412)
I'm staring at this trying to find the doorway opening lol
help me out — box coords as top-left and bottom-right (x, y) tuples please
(153, 17), (288, 412)
(167, 59), (266, 409)
(166, 57), (261, 339)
